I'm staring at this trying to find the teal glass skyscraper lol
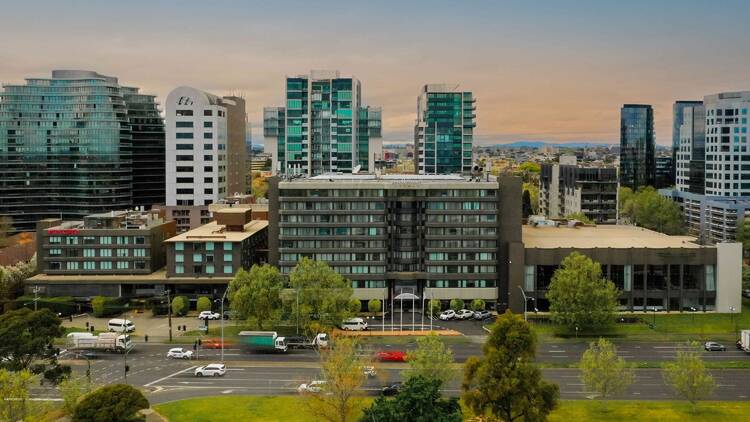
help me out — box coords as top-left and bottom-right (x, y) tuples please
(0, 70), (164, 233)
(620, 104), (655, 190)
(415, 84), (476, 175)
(263, 70), (381, 176)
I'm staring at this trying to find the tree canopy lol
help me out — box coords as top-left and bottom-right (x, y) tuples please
(663, 341), (715, 406)
(618, 186), (683, 234)
(72, 384), (149, 422)
(546, 252), (619, 331)
(735, 218), (750, 256)
(228, 264), (284, 330)
(0, 369), (35, 422)
(462, 311), (559, 422)
(405, 333), (454, 386)
(251, 172), (269, 199)
(522, 190), (533, 219)
(288, 258), (353, 334)
(580, 338), (633, 404)
(0, 308), (64, 371)
(360, 376), (462, 422)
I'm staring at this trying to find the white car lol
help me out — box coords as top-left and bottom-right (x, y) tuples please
(298, 380), (327, 394)
(194, 363), (226, 377)
(198, 311), (221, 320)
(439, 310), (456, 321)
(166, 347), (193, 360)
(456, 309), (475, 320)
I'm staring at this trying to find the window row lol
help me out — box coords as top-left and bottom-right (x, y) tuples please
(175, 253), (233, 263)
(280, 201), (386, 211)
(426, 265), (496, 274)
(426, 240), (497, 248)
(280, 214), (385, 223)
(174, 242), (233, 251)
(280, 227), (383, 236)
(48, 235), (146, 245)
(425, 227), (496, 236)
(280, 240), (386, 249)
(280, 253), (384, 262)
(425, 279), (496, 288)
(427, 252), (495, 261)
(48, 261), (146, 270)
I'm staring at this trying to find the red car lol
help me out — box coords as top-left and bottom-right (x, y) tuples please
(201, 338), (233, 349)
(375, 350), (407, 362)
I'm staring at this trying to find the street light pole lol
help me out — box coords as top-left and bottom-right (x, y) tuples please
(518, 286), (530, 322)
(219, 289), (229, 363)
(730, 306), (737, 334)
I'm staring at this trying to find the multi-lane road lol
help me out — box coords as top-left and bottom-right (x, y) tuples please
(51, 341), (750, 404)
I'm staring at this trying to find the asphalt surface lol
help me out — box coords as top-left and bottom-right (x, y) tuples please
(46, 341), (750, 404)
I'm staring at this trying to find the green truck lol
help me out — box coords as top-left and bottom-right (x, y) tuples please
(238, 331), (289, 353)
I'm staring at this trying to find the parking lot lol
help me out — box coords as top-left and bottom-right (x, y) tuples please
(62, 312), (215, 340)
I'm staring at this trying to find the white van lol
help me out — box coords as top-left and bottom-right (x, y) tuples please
(341, 317), (368, 331)
(107, 319), (135, 333)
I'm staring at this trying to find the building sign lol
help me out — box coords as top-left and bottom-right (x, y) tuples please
(47, 229), (79, 235)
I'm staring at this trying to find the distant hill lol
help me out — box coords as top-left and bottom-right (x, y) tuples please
(487, 141), (615, 149)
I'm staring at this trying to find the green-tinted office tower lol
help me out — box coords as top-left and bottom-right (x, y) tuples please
(415, 84), (476, 175)
(0, 70), (165, 233)
(263, 70), (381, 176)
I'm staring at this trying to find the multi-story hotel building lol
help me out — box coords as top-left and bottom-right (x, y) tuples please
(263, 70), (382, 176)
(415, 84), (476, 175)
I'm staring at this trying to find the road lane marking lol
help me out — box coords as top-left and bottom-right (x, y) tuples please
(144, 366), (196, 387)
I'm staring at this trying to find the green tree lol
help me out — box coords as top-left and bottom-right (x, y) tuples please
(0, 257), (36, 306)
(523, 182), (539, 214)
(522, 190), (533, 218)
(743, 265), (750, 291)
(251, 172), (269, 199)
(359, 376), (462, 422)
(462, 311), (559, 422)
(405, 333), (454, 385)
(617, 186), (634, 221)
(91, 296), (107, 317)
(288, 258), (353, 334)
(580, 338), (633, 408)
(663, 341), (715, 409)
(228, 265), (283, 330)
(0, 308), (64, 371)
(428, 299), (442, 316)
(565, 212), (594, 225)
(470, 299), (486, 311)
(196, 296), (212, 313)
(348, 298), (361, 314)
(60, 375), (91, 416)
(367, 299), (381, 314)
(619, 186), (683, 234)
(736, 218), (750, 256)
(302, 338), (368, 422)
(449, 298), (464, 311)
(171, 296), (188, 317)
(0, 216), (12, 248)
(0, 369), (34, 422)
(73, 384), (149, 422)
(546, 252), (619, 331)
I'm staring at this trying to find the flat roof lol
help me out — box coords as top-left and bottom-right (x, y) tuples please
(522, 225), (704, 249)
(27, 269), (232, 284)
(165, 220), (267, 243)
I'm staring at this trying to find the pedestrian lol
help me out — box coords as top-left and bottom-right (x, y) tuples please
(145, 334), (149, 343)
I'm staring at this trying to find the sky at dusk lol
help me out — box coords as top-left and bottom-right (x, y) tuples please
(1, 0), (749, 146)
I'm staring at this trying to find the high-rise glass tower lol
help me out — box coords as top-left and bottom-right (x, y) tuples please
(0, 70), (165, 233)
(263, 70), (381, 176)
(672, 100), (703, 186)
(415, 84), (475, 175)
(675, 102), (705, 194)
(704, 91), (750, 196)
(619, 104), (655, 190)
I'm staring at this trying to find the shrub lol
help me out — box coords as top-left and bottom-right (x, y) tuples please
(90, 296), (125, 318)
(73, 384), (149, 422)
(15, 296), (78, 316)
(196, 297), (212, 313)
(349, 298), (361, 314)
(449, 298), (464, 311)
(470, 299), (486, 311)
(428, 299), (442, 316)
(171, 296), (188, 317)
(368, 299), (382, 314)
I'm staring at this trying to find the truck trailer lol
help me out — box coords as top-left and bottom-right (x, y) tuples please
(66, 332), (133, 353)
(238, 331), (288, 353)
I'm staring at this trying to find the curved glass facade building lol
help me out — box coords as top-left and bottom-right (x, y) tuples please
(0, 70), (163, 233)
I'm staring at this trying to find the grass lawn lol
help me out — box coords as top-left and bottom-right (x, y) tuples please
(154, 395), (372, 422)
(532, 298), (750, 342)
(154, 396), (750, 422)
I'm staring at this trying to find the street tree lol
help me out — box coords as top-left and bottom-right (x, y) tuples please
(302, 338), (368, 422)
(60, 375), (91, 416)
(663, 341), (715, 409)
(404, 333), (454, 385)
(470, 299), (486, 311)
(462, 310), (559, 422)
(546, 252), (619, 331)
(359, 376), (462, 422)
(251, 172), (269, 199)
(522, 190), (533, 219)
(73, 384), (149, 422)
(428, 299), (442, 316)
(450, 298), (464, 311)
(367, 299), (381, 314)
(580, 338), (633, 407)
(228, 264), (284, 330)
(0, 369), (34, 422)
(736, 218), (750, 256)
(619, 186), (683, 235)
(522, 182), (539, 215)
(288, 258), (353, 334)
(0, 308), (64, 371)
(196, 296), (212, 313)
(171, 295), (188, 317)
(349, 298), (361, 314)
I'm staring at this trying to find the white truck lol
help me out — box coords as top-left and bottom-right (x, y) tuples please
(66, 332), (134, 353)
(238, 331), (288, 353)
(285, 333), (329, 350)
(739, 330), (750, 353)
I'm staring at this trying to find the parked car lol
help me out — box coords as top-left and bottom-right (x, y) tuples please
(341, 317), (368, 331)
(456, 309), (474, 320)
(297, 380), (327, 394)
(107, 319), (135, 333)
(381, 382), (402, 396)
(439, 310), (456, 321)
(363, 366), (377, 377)
(704, 341), (726, 351)
(376, 350), (407, 362)
(474, 310), (492, 320)
(198, 311), (221, 320)
(166, 347), (193, 360)
(194, 363), (226, 377)
(743, 289), (750, 299)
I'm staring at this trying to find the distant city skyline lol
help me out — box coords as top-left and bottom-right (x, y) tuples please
(2, 0), (749, 146)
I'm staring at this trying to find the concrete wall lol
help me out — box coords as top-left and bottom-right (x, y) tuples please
(716, 242), (742, 313)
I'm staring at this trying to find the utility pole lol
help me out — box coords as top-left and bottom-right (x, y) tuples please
(164, 289), (173, 342)
(33, 286), (40, 311)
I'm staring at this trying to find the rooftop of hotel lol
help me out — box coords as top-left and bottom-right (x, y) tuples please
(281, 173), (497, 186)
(522, 225), (704, 249)
(165, 219), (268, 243)
(41, 210), (168, 231)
